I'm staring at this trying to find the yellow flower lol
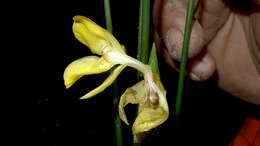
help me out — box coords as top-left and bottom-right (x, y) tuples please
(64, 15), (152, 99)
(63, 15), (169, 142)
(63, 16), (124, 98)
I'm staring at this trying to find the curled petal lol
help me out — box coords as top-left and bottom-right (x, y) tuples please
(119, 80), (147, 125)
(80, 64), (127, 99)
(63, 56), (114, 89)
(119, 74), (169, 142)
(73, 16), (125, 55)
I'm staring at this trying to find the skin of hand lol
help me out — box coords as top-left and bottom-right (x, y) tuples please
(153, 0), (260, 104)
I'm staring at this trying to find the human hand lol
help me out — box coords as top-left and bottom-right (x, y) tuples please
(153, 0), (260, 104)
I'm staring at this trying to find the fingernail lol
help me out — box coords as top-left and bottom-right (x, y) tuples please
(165, 28), (183, 60)
(190, 72), (201, 81)
(189, 60), (207, 81)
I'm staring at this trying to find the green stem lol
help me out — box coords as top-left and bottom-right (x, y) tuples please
(134, 0), (150, 145)
(114, 115), (123, 146)
(103, 1), (123, 146)
(175, 0), (196, 120)
(137, 0), (150, 79)
(104, 0), (112, 33)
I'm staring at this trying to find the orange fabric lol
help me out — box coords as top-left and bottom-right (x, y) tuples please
(229, 118), (260, 146)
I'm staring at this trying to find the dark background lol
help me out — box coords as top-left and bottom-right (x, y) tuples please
(22, 0), (260, 146)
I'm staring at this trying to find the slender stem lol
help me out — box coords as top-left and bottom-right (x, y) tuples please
(175, 0), (195, 120)
(137, 0), (150, 79)
(104, 0), (112, 33)
(103, 1), (123, 146)
(114, 115), (123, 146)
(134, 0), (150, 145)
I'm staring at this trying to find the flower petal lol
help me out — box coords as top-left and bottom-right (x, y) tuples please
(133, 75), (168, 142)
(119, 80), (148, 125)
(119, 74), (169, 142)
(73, 15), (125, 55)
(80, 64), (127, 99)
(63, 56), (114, 89)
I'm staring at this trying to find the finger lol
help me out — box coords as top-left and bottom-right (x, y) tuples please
(164, 21), (205, 60)
(198, 0), (230, 42)
(188, 50), (216, 81)
(154, 27), (179, 71)
(158, 0), (205, 61)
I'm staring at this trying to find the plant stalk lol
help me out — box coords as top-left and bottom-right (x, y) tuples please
(104, 0), (123, 146)
(135, 0), (150, 145)
(137, 0), (150, 79)
(175, 0), (196, 121)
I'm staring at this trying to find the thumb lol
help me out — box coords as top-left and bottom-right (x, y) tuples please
(155, 0), (205, 61)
